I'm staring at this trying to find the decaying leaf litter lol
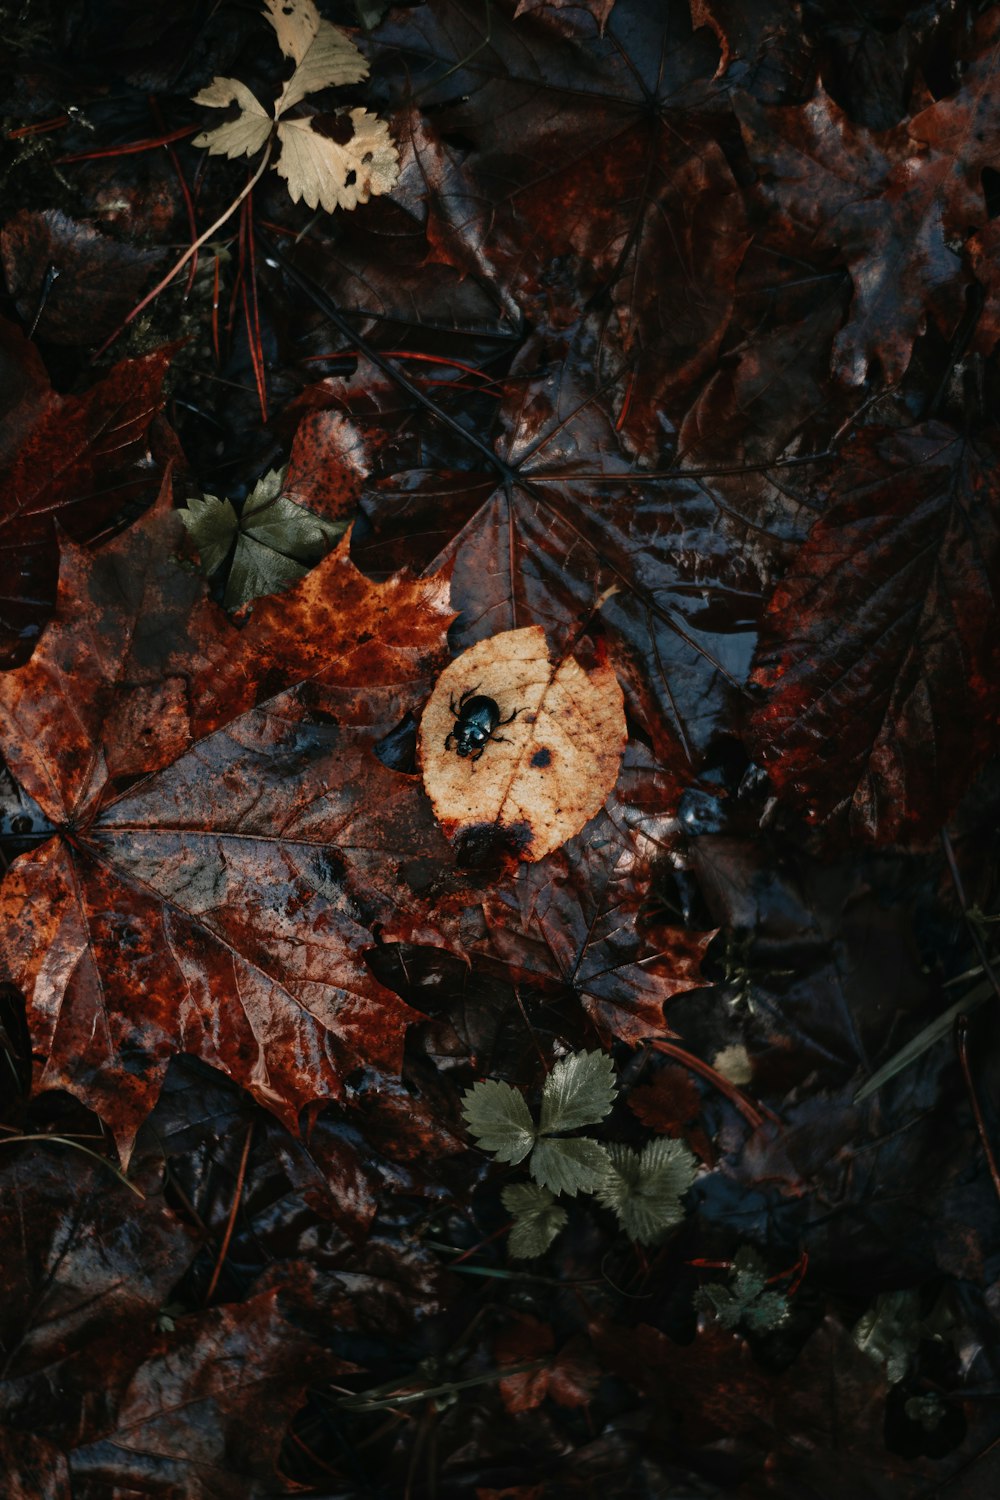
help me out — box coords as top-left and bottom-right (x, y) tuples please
(2, 0), (1000, 1494)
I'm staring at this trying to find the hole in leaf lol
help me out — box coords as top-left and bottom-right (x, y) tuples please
(311, 112), (356, 146)
(983, 166), (1000, 218)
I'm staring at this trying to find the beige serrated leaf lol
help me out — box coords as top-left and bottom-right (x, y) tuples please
(419, 625), (627, 865)
(275, 110), (399, 212)
(192, 78), (272, 160)
(276, 19), (369, 113)
(262, 0), (319, 63)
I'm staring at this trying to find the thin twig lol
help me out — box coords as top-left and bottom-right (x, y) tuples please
(649, 1039), (774, 1128)
(955, 1015), (1000, 1208)
(95, 142), (273, 359)
(204, 1121), (253, 1302)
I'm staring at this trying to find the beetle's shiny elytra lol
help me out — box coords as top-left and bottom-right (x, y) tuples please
(445, 686), (522, 764)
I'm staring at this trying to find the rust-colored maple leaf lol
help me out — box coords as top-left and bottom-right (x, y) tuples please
(0, 489), (459, 1159)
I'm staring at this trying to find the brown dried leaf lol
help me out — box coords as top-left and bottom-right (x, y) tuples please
(419, 625), (626, 864)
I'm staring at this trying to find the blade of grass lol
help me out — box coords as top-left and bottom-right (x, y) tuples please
(0, 1133), (144, 1197)
(854, 978), (993, 1102)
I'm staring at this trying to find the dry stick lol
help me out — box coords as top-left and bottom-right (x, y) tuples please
(204, 1121), (254, 1303)
(955, 1015), (1000, 1208)
(649, 1038), (772, 1128)
(95, 141), (273, 360)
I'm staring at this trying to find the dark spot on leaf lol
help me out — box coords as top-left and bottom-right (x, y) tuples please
(397, 857), (449, 897)
(311, 112), (356, 146)
(454, 820), (532, 870)
(530, 746), (551, 768)
(314, 847), (347, 889)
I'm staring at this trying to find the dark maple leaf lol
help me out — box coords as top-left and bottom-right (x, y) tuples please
(0, 333), (173, 668)
(478, 808), (714, 1044)
(748, 423), (1000, 842)
(377, 0), (747, 459)
(0, 1427), (67, 1500)
(358, 335), (766, 770)
(734, 16), (1000, 390)
(0, 491), (461, 1156)
(0, 1143), (197, 1445)
(0, 209), (165, 345)
(495, 1314), (596, 1413)
(61, 1290), (331, 1500)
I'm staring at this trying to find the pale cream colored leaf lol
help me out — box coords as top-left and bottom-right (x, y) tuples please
(275, 110), (399, 212)
(419, 625), (627, 864)
(262, 0), (320, 63)
(192, 77), (271, 160)
(276, 19), (369, 113)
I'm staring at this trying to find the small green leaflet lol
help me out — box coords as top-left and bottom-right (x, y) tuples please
(181, 467), (346, 609)
(539, 1050), (617, 1134)
(461, 1080), (536, 1165)
(462, 1050), (616, 1192)
(694, 1247), (790, 1333)
(501, 1182), (567, 1259)
(595, 1138), (698, 1244)
(464, 1052), (697, 1240)
(530, 1137), (609, 1197)
(852, 1286), (961, 1385)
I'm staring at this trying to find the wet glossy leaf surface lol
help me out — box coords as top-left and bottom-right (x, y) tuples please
(3, 0), (1000, 1493)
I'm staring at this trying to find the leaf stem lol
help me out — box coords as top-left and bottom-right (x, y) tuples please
(94, 141), (274, 359)
(955, 1014), (1000, 1208)
(204, 1121), (253, 1302)
(649, 1039), (772, 1128)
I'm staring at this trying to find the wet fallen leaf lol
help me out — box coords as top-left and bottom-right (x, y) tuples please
(0, 337), (173, 668)
(419, 625), (626, 864)
(0, 492), (459, 1158)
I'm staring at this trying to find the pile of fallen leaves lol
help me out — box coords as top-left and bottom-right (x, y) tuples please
(2, 0), (1000, 1495)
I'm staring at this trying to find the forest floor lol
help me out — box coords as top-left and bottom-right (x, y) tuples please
(1, 1), (1000, 1496)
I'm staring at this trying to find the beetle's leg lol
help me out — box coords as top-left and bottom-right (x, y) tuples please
(495, 705), (523, 727)
(445, 728), (457, 750)
(490, 733), (510, 745)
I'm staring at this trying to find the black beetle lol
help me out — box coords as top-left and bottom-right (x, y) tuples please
(445, 686), (522, 763)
